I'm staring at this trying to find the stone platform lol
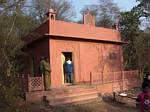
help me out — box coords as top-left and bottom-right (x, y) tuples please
(26, 84), (100, 105)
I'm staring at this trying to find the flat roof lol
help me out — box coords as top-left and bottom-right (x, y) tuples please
(24, 19), (124, 45)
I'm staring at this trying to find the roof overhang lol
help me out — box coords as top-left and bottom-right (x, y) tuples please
(44, 34), (127, 45)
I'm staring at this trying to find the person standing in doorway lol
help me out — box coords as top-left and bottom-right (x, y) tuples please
(40, 57), (51, 90)
(64, 58), (73, 83)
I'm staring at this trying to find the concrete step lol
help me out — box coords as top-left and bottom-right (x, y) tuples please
(51, 86), (95, 93)
(47, 88), (97, 98)
(48, 91), (98, 100)
(49, 92), (99, 105)
(25, 85), (99, 104)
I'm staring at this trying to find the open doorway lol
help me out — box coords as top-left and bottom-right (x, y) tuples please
(61, 52), (74, 84)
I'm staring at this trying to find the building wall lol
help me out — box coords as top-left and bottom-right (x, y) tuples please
(50, 38), (123, 88)
(49, 20), (121, 42)
(26, 38), (49, 76)
(24, 20), (49, 44)
(80, 42), (123, 83)
(49, 38), (80, 87)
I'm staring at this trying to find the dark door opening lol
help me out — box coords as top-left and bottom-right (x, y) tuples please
(29, 56), (35, 77)
(61, 52), (74, 84)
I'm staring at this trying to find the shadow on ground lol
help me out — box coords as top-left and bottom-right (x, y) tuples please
(1, 96), (140, 112)
(47, 96), (140, 112)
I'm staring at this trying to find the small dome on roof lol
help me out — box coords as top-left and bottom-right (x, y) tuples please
(48, 8), (54, 13)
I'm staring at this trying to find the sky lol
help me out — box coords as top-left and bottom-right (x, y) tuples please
(71, 0), (140, 21)
(26, 0), (140, 21)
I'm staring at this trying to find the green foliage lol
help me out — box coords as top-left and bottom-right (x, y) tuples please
(0, 0), (38, 111)
(0, 0), (26, 15)
(120, 9), (150, 78)
(120, 11), (140, 69)
(133, 0), (150, 18)
(0, 0), (76, 110)
(0, 14), (37, 75)
(0, 75), (19, 112)
(120, 0), (150, 76)
(135, 29), (150, 78)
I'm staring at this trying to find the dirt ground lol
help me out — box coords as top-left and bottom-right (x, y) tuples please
(22, 99), (140, 112)
(2, 88), (143, 112)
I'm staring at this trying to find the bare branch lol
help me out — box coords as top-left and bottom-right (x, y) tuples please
(0, 0), (25, 15)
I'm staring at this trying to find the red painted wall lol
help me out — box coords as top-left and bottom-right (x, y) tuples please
(50, 37), (123, 88)
(24, 20), (49, 44)
(49, 20), (121, 42)
(49, 38), (80, 87)
(24, 18), (124, 88)
(26, 38), (49, 76)
(22, 11), (139, 95)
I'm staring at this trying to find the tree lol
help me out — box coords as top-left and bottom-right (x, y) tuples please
(29, 0), (75, 23)
(134, 29), (150, 78)
(96, 0), (120, 27)
(133, 0), (150, 18)
(0, 1), (38, 111)
(120, 11), (141, 70)
(120, 0), (150, 77)
(81, 0), (120, 28)
(0, 0), (26, 15)
(0, 1), (38, 76)
(132, 0), (150, 31)
(120, 10), (150, 79)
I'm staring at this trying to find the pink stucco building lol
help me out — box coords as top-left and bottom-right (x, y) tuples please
(23, 9), (136, 89)
(22, 9), (140, 104)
